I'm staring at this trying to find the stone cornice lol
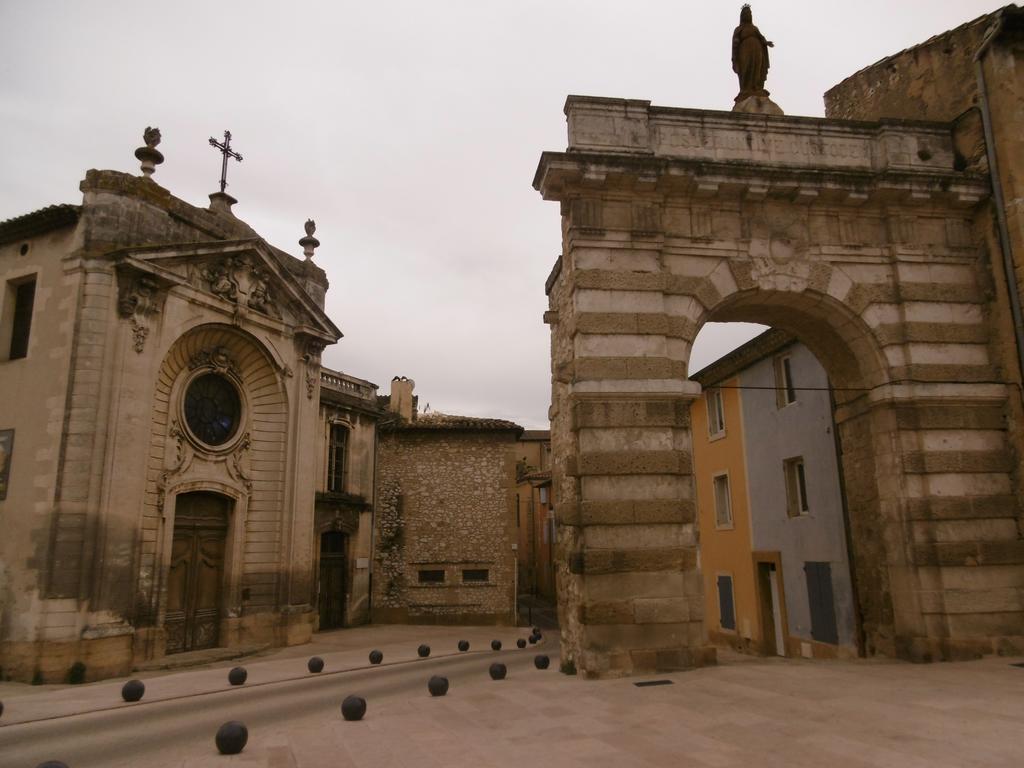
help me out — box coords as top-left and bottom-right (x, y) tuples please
(534, 96), (990, 207)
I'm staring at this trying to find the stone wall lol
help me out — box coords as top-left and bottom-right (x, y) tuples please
(373, 428), (517, 625)
(823, 12), (994, 122)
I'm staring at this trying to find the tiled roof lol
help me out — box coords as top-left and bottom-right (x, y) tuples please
(689, 328), (796, 387)
(383, 412), (523, 434)
(0, 204), (80, 245)
(520, 469), (552, 484)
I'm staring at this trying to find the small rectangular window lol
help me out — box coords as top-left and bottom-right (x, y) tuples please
(462, 568), (489, 583)
(7, 277), (36, 360)
(784, 457), (809, 517)
(775, 354), (796, 407)
(717, 574), (736, 631)
(713, 473), (732, 528)
(418, 569), (445, 584)
(327, 424), (348, 492)
(707, 388), (726, 437)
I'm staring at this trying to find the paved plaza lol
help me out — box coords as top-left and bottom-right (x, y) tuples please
(1, 625), (1022, 767)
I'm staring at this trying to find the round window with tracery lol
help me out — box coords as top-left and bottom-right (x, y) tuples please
(184, 373), (241, 447)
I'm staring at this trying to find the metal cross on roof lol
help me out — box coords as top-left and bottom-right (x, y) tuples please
(208, 130), (243, 193)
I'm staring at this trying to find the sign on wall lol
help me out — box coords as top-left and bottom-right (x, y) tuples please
(0, 429), (13, 500)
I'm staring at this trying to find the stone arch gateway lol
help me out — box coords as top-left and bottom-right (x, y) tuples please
(534, 97), (1024, 677)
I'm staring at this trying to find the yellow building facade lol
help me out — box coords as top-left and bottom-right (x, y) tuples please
(691, 376), (762, 652)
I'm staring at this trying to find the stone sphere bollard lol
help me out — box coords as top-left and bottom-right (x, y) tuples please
(227, 666), (247, 686)
(35, 763), (70, 768)
(490, 640), (502, 651)
(0, 700), (4, 718)
(417, 644), (431, 658)
(307, 656), (324, 673)
(215, 721), (249, 755)
(533, 626), (540, 635)
(516, 638), (527, 649)
(341, 695), (367, 721)
(369, 650), (383, 665)
(121, 679), (145, 702)
(427, 675), (449, 697)
(488, 662), (507, 680)
(534, 654), (551, 670)
(528, 634), (539, 645)
(457, 640), (470, 652)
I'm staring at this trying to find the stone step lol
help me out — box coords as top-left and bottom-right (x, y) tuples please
(133, 643), (268, 672)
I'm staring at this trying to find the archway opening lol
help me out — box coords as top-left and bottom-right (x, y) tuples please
(688, 296), (894, 660)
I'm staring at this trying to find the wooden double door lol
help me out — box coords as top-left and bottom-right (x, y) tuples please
(165, 492), (230, 654)
(318, 531), (348, 630)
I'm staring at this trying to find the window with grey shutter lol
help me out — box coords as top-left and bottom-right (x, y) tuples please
(717, 574), (736, 630)
(804, 562), (838, 644)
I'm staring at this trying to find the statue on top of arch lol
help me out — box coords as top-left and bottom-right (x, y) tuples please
(731, 5), (783, 116)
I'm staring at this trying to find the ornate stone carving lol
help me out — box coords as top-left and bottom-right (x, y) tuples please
(130, 319), (149, 354)
(227, 432), (253, 492)
(201, 258), (240, 302)
(117, 273), (163, 353)
(156, 419), (191, 513)
(196, 255), (282, 319)
(298, 337), (326, 400)
(188, 346), (239, 377)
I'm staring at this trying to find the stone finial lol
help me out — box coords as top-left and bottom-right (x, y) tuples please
(299, 219), (320, 260)
(134, 126), (164, 178)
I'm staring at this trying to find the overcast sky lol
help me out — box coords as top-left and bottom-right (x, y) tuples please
(1, 0), (1004, 428)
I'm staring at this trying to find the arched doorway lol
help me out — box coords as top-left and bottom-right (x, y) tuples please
(165, 492), (230, 654)
(318, 531), (348, 629)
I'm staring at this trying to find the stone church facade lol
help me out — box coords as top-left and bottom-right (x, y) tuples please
(0, 160), (340, 681)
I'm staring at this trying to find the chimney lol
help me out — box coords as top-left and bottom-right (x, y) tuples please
(390, 376), (415, 421)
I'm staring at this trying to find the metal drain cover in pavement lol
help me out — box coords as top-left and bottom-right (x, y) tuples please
(634, 679), (674, 687)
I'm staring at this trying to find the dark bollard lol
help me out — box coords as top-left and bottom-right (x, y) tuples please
(369, 650), (383, 665)
(516, 638), (527, 649)
(121, 679), (145, 702)
(490, 640), (502, 651)
(427, 675), (449, 697)
(308, 656), (324, 673)
(417, 644), (431, 658)
(341, 694), (367, 721)
(533, 626), (540, 635)
(215, 721), (249, 755)
(457, 640), (470, 652)
(227, 666), (247, 686)
(528, 634), (539, 645)
(36, 762), (70, 768)
(534, 654), (551, 670)
(1, 700), (4, 718)
(488, 662), (507, 680)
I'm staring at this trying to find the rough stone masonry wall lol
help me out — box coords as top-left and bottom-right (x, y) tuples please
(823, 12), (992, 122)
(373, 430), (516, 624)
